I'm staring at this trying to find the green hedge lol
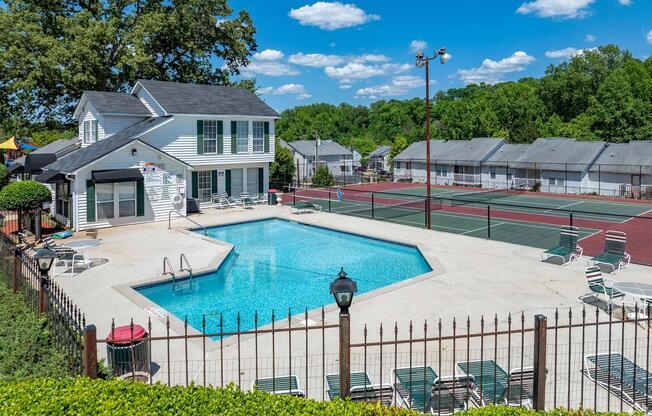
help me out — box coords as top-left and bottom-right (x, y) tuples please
(0, 378), (637, 416)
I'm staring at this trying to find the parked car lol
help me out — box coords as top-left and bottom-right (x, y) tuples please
(353, 166), (366, 173)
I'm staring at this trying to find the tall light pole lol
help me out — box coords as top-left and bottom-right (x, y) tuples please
(416, 47), (450, 229)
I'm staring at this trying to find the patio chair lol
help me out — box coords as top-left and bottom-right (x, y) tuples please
(252, 375), (305, 397)
(590, 230), (631, 273)
(211, 193), (228, 209)
(429, 375), (477, 415)
(257, 193), (268, 205)
(392, 366), (437, 412)
(240, 192), (254, 209)
(541, 225), (582, 265)
(220, 192), (237, 208)
(503, 368), (534, 408)
(45, 241), (86, 278)
(456, 360), (527, 407)
(583, 353), (652, 412)
(580, 266), (624, 307)
(326, 372), (393, 405)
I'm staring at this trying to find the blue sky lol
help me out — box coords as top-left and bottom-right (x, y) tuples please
(228, 0), (652, 112)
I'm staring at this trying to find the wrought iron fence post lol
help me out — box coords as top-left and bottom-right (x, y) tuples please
(38, 270), (48, 315)
(12, 247), (20, 293)
(339, 310), (351, 399)
(533, 314), (547, 411)
(83, 324), (98, 379)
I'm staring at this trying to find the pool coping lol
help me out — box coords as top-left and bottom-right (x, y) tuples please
(113, 214), (445, 353)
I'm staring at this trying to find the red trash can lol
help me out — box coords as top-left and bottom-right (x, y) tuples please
(106, 324), (151, 378)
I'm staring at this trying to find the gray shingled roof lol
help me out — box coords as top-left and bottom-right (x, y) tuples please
(485, 143), (531, 168)
(136, 79), (279, 117)
(285, 140), (352, 157)
(13, 137), (80, 167)
(369, 145), (391, 158)
(82, 91), (150, 115)
(519, 138), (606, 171)
(45, 117), (174, 173)
(393, 138), (505, 166)
(589, 141), (652, 174)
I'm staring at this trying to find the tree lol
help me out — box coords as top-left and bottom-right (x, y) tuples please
(311, 165), (335, 187)
(269, 143), (295, 189)
(0, 0), (257, 128)
(0, 181), (52, 211)
(0, 165), (8, 189)
(389, 136), (408, 162)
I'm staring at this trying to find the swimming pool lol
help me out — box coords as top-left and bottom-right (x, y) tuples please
(136, 219), (431, 336)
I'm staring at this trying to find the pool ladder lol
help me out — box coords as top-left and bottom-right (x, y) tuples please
(163, 254), (194, 293)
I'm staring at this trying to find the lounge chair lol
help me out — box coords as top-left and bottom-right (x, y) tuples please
(220, 192), (237, 208)
(252, 375), (305, 397)
(590, 230), (631, 273)
(291, 202), (322, 214)
(456, 360), (532, 407)
(541, 225), (582, 265)
(583, 353), (652, 412)
(326, 372), (393, 405)
(240, 192), (254, 209)
(429, 375), (478, 415)
(211, 194), (228, 209)
(392, 366), (437, 412)
(580, 266), (624, 307)
(45, 241), (86, 278)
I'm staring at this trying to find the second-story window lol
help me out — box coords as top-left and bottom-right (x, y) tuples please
(83, 120), (98, 144)
(236, 121), (249, 153)
(203, 120), (217, 154)
(252, 122), (264, 152)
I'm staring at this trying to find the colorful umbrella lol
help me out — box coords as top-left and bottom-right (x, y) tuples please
(0, 136), (20, 150)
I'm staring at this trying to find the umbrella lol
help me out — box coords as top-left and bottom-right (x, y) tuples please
(0, 136), (20, 150)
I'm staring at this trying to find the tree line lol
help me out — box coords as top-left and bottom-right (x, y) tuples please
(277, 45), (652, 155)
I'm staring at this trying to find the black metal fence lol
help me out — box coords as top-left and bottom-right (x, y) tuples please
(0, 233), (85, 375)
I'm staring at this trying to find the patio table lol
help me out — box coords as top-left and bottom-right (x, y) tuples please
(612, 282), (652, 300)
(62, 239), (102, 267)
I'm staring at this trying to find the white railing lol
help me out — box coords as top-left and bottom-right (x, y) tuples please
(452, 173), (481, 185)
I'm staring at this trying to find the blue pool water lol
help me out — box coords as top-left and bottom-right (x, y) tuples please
(136, 219), (430, 335)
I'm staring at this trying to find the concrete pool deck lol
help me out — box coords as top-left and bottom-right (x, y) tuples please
(52, 203), (652, 397)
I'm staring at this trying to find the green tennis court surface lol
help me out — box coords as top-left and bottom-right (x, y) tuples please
(300, 196), (600, 250)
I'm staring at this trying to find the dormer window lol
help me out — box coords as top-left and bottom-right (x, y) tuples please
(83, 120), (98, 144)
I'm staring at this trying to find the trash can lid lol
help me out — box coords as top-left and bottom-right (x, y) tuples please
(268, 188), (279, 193)
(106, 324), (148, 344)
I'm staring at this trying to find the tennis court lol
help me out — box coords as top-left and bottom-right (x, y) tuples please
(290, 183), (652, 266)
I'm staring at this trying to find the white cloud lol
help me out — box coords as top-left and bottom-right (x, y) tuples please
(288, 2), (380, 30)
(354, 75), (429, 99)
(516, 0), (595, 19)
(252, 49), (284, 61)
(240, 61), (299, 77)
(585, 34), (596, 42)
(544, 47), (579, 58)
(324, 61), (411, 85)
(457, 51), (535, 85)
(410, 40), (428, 53)
(618, 0), (632, 5)
(354, 53), (390, 63)
(288, 53), (345, 67)
(647, 30), (652, 44)
(259, 84), (311, 99)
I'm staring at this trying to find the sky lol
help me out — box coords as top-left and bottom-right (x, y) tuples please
(228, 0), (652, 112)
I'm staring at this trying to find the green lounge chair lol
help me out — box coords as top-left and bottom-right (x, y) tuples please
(325, 372), (393, 405)
(590, 230), (630, 273)
(252, 375), (305, 397)
(580, 266), (624, 307)
(429, 375), (478, 415)
(541, 225), (582, 265)
(456, 360), (532, 407)
(583, 353), (652, 412)
(392, 366), (437, 412)
(291, 201), (322, 214)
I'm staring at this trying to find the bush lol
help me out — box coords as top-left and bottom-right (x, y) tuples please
(0, 180), (52, 211)
(312, 164), (335, 187)
(0, 281), (68, 380)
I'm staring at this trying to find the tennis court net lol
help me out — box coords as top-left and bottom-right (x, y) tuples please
(450, 186), (525, 206)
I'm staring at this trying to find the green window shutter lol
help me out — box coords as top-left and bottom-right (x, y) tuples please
(258, 167), (264, 193)
(264, 122), (270, 153)
(197, 120), (204, 155)
(217, 121), (224, 154)
(86, 180), (95, 223)
(136, 180), (145, 217)
(231, 121), (237, 154)
(191, 171), (199, 198)
(225, 170), (231, 196)
(211, 170), (218, 193)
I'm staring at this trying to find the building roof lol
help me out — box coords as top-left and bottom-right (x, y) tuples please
(393, 138), (505, 166)
(369, 145), (391, 158)
(134, 79), (280, 117)
(78, 91), (151, 116)
(45, 116), (175, 173)
(519, 138), (606, 171)
(589, 141), (652, 174)
(285, 140), (352, 157)
(12, 137), (80, 168)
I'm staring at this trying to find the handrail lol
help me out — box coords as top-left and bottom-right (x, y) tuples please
(179, 253), (192, 274)
(163, 257), (175, 280)
(168, 210), (208, 235)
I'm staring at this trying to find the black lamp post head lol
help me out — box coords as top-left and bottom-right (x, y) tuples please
(330, 267), (357, 313)
(33, 247), (56, 273)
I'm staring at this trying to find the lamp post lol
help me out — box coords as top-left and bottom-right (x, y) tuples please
(416, 47), (450, 229)
(33, 247), (56, 315)
(330, 267), (357, 399)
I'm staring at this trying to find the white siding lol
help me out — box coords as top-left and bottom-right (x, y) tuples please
(78, 103), (105, 147)
(140, 115), (275, 167)
(73, 142), (187, 231)
(190, 162), (269, 204)
(135, 87), (165, 116)
(100, 115), (146, 137)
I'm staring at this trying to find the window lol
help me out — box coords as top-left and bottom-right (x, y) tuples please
(118, 182), (136, 217)
(236, 121), (249, 153)
(197, 171), (212, 203)
(203, 121), (217, 154)
(96, 183), (114, 220)
(230, 168), (243, 197)
(247, 168), (259, 194)
(490, 169), (496, 180)
(56, 183), (70, 218)
(83, 120), (98, 144)
(252, 122), (264, 152)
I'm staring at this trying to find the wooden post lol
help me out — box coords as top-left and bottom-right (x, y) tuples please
(83, 325), (98, 379)
(12, 247), (20, 293)
(533, 314), (547, 410)
(35, 207), (42, 241)
(339, 312), (351, 399)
